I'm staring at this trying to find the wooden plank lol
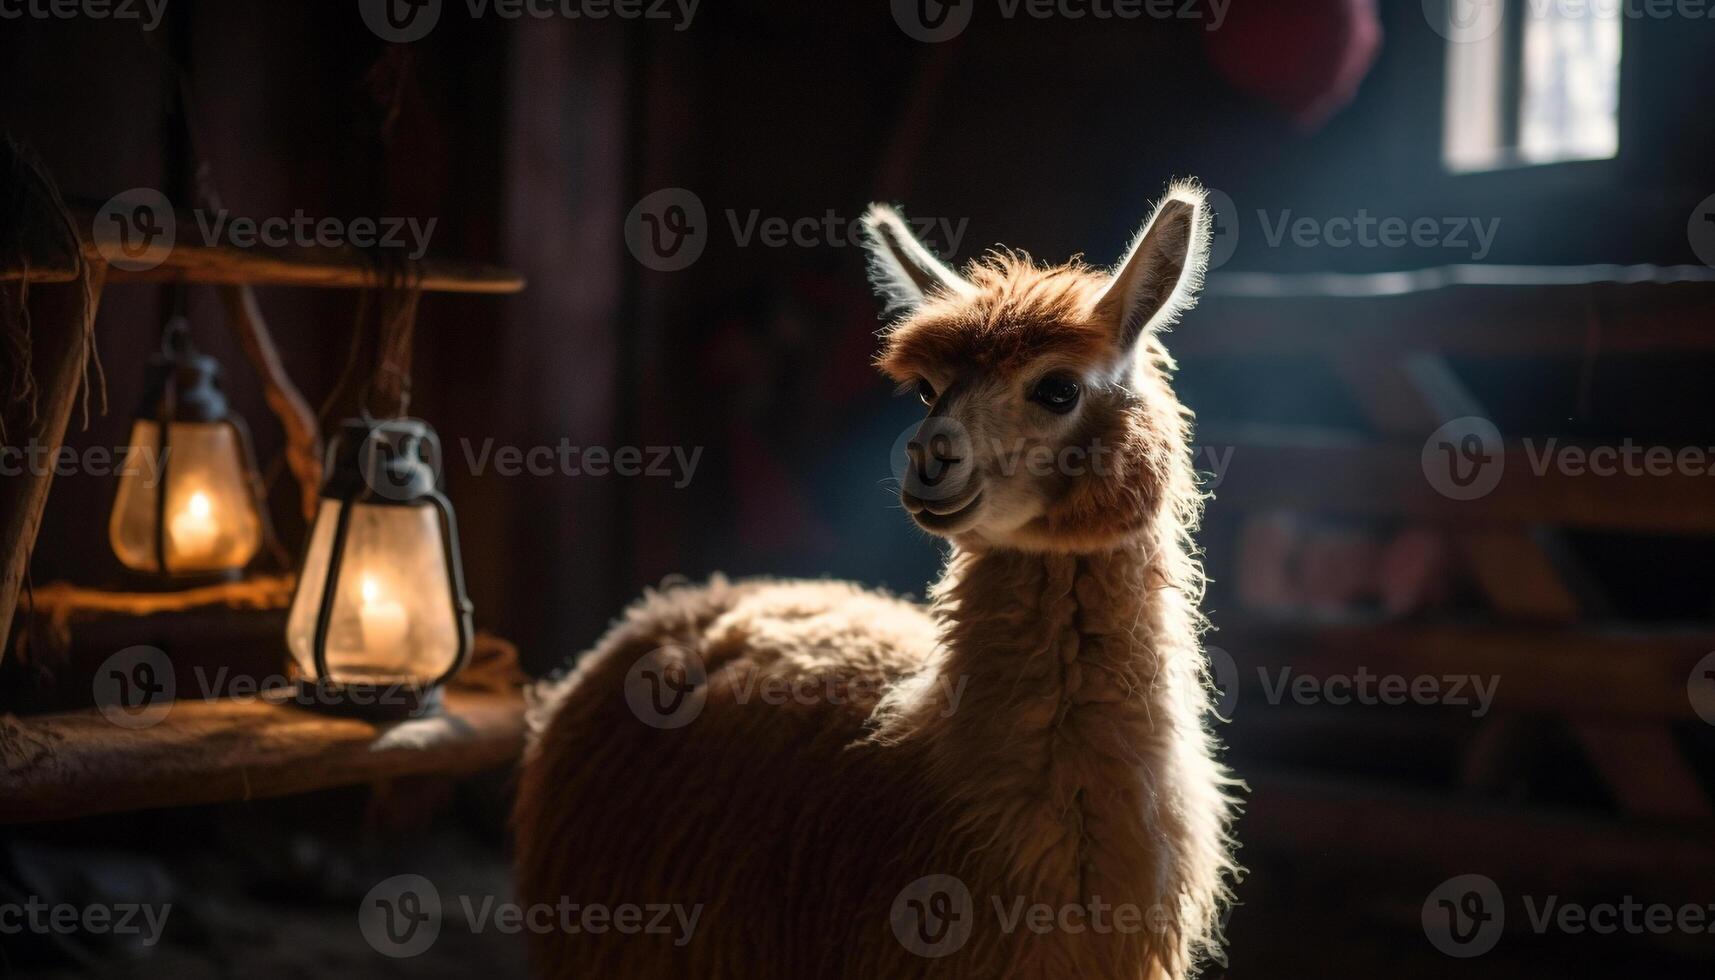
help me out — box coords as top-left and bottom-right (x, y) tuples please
(1209, 428), (1715, 533)
(1180, 283), (1715, 357)
(1214, 616), (1710, 720)
(0, 263), (104, 662)
(0, 686), (525, 823)
(1325, 352), (1592, 619)
(1245, 772), (1715, 902)
(2, 205), (525, 294)
(1456, 530), (1585, 620)
(1572, 722), (1715, 821)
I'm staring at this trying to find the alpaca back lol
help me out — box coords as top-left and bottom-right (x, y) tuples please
(516, 569), (1228, 978)
(516, 578), (948, 978)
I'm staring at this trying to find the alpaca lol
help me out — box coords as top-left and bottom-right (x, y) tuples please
(514, 182), (1240, 979)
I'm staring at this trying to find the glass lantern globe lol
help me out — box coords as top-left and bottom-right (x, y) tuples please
(285, 417), (473, 715)
(108, 320), (265, 581)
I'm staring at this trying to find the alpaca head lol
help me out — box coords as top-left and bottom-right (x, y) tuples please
(863, 183), (1211, 554)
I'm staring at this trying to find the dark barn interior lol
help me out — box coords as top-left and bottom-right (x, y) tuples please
(3, 0), (1715, 976)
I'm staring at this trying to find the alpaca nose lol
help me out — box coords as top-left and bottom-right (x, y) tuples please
(900, 417), (974, 508)
(907, 433), (962, 483)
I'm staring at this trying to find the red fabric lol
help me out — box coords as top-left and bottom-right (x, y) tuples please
(1204, 0), (1383, 130)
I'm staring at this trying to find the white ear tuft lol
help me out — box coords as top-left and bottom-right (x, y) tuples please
(859, 203), (976, 317)
(1094, 179), (1212, 349)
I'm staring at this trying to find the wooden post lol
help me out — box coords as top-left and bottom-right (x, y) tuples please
(0, 262), (105, 664)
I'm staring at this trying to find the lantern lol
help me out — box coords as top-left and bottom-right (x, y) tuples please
(285, 416), (473, 715)
(108, 318), (265, 581)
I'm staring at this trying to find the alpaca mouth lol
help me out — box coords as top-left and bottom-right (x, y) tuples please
(908, 490), (984, 532)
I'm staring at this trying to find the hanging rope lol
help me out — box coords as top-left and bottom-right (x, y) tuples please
(317, 43), (425, 424)
(0, 136), (107, 444)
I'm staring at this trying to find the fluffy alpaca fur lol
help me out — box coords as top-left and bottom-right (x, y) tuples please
(515, 182), (1240, 978)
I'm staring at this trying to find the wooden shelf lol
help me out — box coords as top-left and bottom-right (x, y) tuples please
(1213, 613), (1714, 721)
(1, 204), (525, 294)
(1203, 424), (1715, 533)
(1245, 771), (1715, 904)
(0, 685), (526, 824)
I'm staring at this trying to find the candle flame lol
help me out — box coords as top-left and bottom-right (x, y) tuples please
(361, 575), (382, 604)
(187, 491), (211, 518)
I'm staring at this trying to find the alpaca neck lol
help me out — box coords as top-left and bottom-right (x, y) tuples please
(872, 526), (1229, 965)
(918, 535), (1196, 780)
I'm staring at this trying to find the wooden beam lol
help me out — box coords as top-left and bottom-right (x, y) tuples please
(2, 205), (525, 294)
(1572, 722), (1715, 821)
(1180, 283), (1715, 358)
(0, 263), (104, 663)
(1209, 427), (1715, 533)
(0, 686), (525, 823)
(1214, 615), (1710, 720)
(1245, 772), (1715, 902)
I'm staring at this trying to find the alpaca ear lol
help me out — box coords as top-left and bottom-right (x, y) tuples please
(1094, 182), (1211, 350)
(859, 203), (975, 316)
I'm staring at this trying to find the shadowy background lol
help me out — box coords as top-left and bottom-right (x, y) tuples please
(3, 0), (1714, 976)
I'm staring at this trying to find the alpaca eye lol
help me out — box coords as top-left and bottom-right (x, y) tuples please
(917, 379), (937, 406)
(1031, 376), (1080, 413)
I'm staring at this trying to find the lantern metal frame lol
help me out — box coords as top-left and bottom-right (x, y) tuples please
(288, 415), (475, 717)
(110, 316), (269, 586)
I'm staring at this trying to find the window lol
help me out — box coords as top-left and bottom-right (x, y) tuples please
(1441, 0), (1621, 173)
